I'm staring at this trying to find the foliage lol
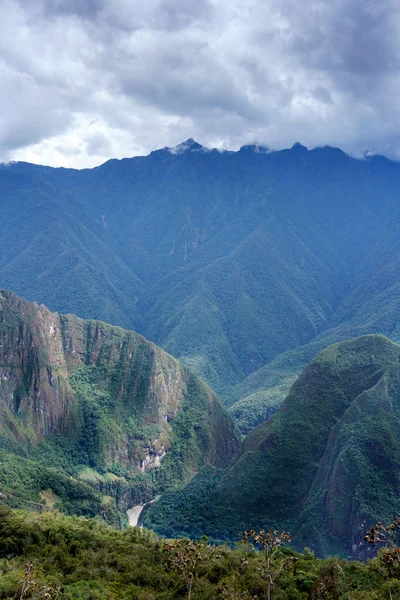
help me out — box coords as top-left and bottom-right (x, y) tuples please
(163, 537), (221, 600)
(14, 563), (62, 600)
(0, 506), (397, 600)
(243, 529), (293, 600)
(0, 291), (239, 526)
(365, 518), (400, 580)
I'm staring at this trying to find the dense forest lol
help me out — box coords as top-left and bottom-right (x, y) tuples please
(0, 290), (239, 528)
(144, 335), (400, 559)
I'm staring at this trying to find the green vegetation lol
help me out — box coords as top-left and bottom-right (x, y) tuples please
(2, 289), (399, 561)
(145, 335), (400, 558)
(6, 144), (400, 563)
(1, 505), (400, 599)
(0, 451), (123, 527)
(228, 375), (298, 434)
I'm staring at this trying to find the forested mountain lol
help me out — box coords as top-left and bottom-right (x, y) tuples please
(4, 143), (400, 559)
(0, 290), (239, 523)
(228, 201), (400, 433)
(4, 140), (400, 403)
(144, 335), (400, 558)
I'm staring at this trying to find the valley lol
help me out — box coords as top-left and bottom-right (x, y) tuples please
(3, 0), (400, 595)
(2, 141), (400, 562)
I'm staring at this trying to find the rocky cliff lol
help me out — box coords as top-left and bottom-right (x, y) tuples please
(0, 290), (240, 521)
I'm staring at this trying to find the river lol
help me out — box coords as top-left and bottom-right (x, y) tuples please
(126, 496), (160, 527)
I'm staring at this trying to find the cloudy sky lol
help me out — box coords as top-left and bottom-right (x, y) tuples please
(1, 0), (400, 168)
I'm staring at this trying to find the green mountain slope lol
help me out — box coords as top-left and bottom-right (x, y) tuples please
(144, 335), (400, 557)
(231, 207), (400, 435)
(0, 290), (239, 522)
(225, 339), (330, 433)
(318, 212), (400, 343)
(0, 170), (144, 329)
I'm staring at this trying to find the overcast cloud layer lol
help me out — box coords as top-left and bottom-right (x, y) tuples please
(1, 0), (400, 167)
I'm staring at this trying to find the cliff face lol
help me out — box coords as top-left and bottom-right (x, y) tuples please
(0, 290), (240, 517)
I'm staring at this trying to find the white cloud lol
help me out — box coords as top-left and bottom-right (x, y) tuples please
(1, 0), (400, 167)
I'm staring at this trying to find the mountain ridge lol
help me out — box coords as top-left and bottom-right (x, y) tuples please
(2, 138), (365, 170)
(2, 139), (400, 405)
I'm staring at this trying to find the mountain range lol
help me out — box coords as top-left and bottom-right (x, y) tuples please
(4, 290), (400, 558)
(3, 141), (400, 557)
(4, 140), (400, 431)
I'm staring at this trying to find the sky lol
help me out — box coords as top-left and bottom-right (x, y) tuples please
(1, 0), (400, 168)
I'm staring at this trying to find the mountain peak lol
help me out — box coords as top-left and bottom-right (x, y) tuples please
(290, 141), (308, 152)
(169, 138), (205, 154)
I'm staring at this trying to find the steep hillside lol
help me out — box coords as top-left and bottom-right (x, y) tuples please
(0, 290), (239, 522)
(0, 169), (144, 330)
(144, 335), (400, 558)
(5, 141), (400, 393)
(318, 212), (400, 343)
(226, 339), (334, 433)
(231, 208), (400, 433)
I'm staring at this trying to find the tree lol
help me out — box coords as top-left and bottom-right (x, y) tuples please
(364, 516), (400, 600)
(17, 563), (62, 599)
(243, 529), (293, 600)
(308, 560), (343, 600)
(163, 538), (220, 600)
(364, 516), (400, 562)
(219, 583), (256, 600)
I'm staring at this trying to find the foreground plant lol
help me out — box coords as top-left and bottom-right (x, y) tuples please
(163, 538), (221, 600)
(243, 529), (293, 600)
(365, 517), (400, 569)
(364, 516), (400, 600)
(17, 563), (62, 599)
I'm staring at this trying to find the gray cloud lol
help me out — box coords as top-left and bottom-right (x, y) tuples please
(1, 0), (400, 167)
(85, 131), (112, 155)
(42, 0), (104, 18)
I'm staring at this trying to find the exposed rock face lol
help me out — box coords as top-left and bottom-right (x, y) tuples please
(0, 289), (240, 478)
